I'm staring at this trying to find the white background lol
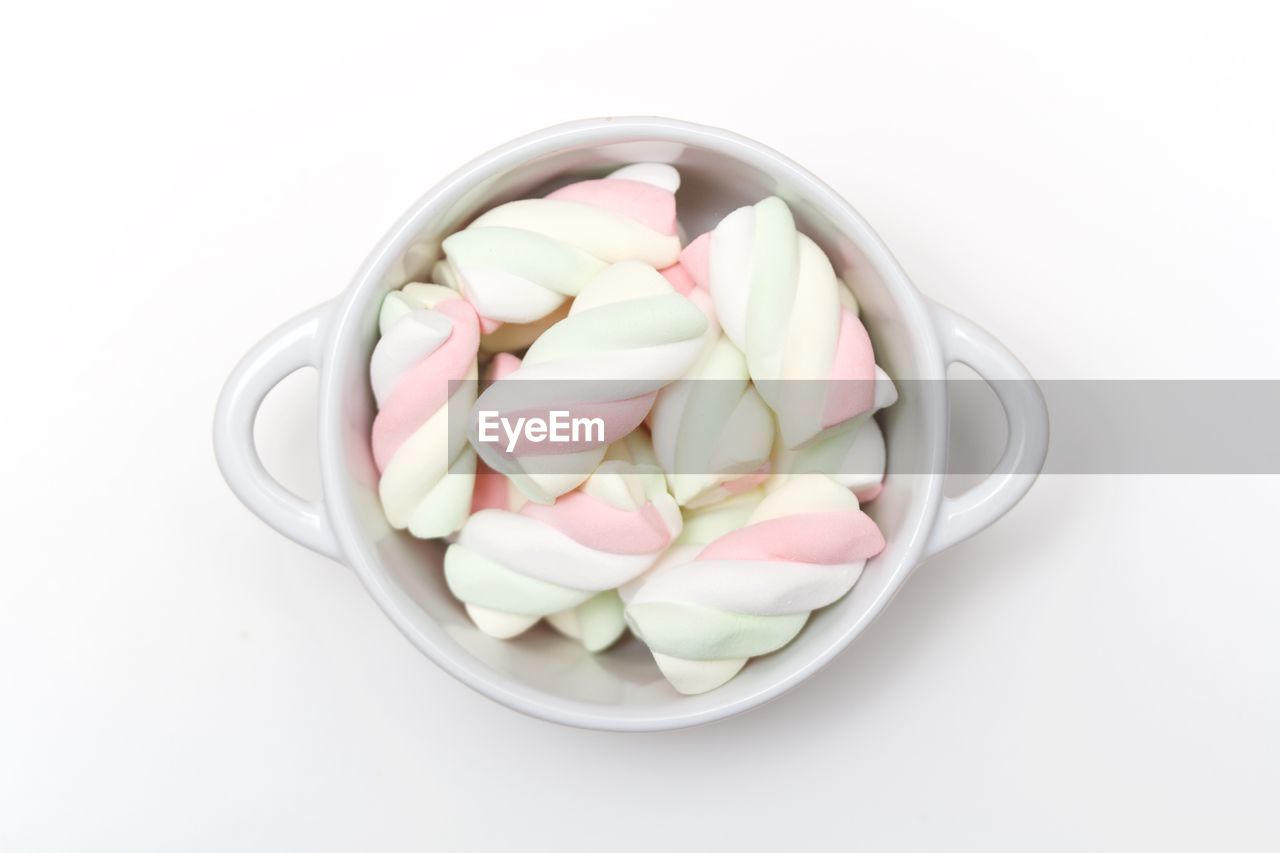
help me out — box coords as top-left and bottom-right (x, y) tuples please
(3, 1), (1278, 850)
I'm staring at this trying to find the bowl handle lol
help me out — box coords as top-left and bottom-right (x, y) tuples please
(213, 302), (343, 563)
(924, 303), (1049, 557)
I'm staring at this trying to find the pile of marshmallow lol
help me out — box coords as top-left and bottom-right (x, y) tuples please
(369, 163), (896, 694)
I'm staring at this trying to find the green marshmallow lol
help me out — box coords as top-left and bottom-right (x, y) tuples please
(524, 295), (708, 364)
(444, 545), (592, 616)
(574, 590), (627, 653)
(442, 227), (606, 296)
(626, 601), (809, 661)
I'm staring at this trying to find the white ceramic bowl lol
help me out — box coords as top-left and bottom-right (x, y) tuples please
(214, 117), (1049, 731)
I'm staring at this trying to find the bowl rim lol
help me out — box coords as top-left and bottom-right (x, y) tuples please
(316, 116), (948, 731)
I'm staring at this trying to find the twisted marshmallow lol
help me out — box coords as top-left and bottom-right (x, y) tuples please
(649, 333), (775, 507)
(435, 164), (682, 341)
(647, 258), (774, 507)
(466, 354), (529, 516)
(682, 197), (881, 448)
(618, 487), (767, 608)
(370, 284), (480, 538)
(471, 260), (707, 504)
(625, 476), (885, 694)
(772, 367), (898, 502)
(444, 436), (683, 652)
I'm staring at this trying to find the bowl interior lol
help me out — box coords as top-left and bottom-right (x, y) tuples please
(326, 123), (942, 727)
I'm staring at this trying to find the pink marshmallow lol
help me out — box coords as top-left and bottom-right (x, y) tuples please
(521, 490), (673, 555)
(659, 262), (698, 297)
(698, 509), (884, 565)
(820, 308), (877, 429)
(470, 458), (514, 514)
(854, 482), (884, 504)
(485, 352), (522, 382)
(678, 233), (712, 289)
(722, 464), (771, 495)
(547, 178), (677, 235)
(371, 300), (480, 472)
